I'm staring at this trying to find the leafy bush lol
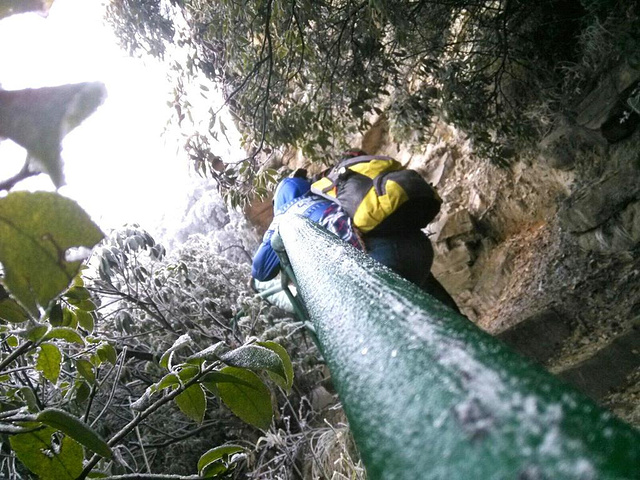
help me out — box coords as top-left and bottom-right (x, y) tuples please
(0, 201), (300, 478)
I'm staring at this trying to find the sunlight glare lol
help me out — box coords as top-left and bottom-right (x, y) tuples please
(0, 0), (193, 233)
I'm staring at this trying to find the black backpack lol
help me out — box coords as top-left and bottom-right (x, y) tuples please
(311, 155), (441, 234)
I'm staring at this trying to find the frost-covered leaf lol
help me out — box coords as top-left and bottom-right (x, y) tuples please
(221, 344), (287, 382)
(0, 192), (103, 315)
(257, 341), (294, 391)
(160, 333), (192, 370)
(37, 408), (112, 458)
(130, 389), (152, 411)
(216, 367), (272, 430)
(175, 384), (206, 423)
(186, 342), (227, 364)
(10, 426), (84, 480)
(36, 343), (62, 383)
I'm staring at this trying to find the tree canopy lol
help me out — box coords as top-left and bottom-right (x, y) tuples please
(106, 0), (639, 202)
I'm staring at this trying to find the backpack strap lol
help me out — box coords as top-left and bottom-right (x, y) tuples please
(324, 155), (396, 188)
(332, 155), (395, 173)
(373, 174), (387, 196)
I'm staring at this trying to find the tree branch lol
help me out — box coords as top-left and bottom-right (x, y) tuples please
(0, 157), (40, 192)
(0, 341), (34, 373)
(78, 362), (219, 479)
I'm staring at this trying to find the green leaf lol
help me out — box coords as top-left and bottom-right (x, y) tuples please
(201, 462), (227, 478)
(37, 408), (112, 458)
(76, 309), (94, 332)
(257, 341), (294, 391)
(96, 343), (116, 365)
(221, 344), (287, 382)
(22, 323), (48, 342)
(18, 386), (39, 412)
(200, 371), (256, 394)
(10, 425), (84, 479)
(36, 343), (62, 383)
(87, 473), (108, 478)
(198, 444), (244, 477)
(175, 384), (206, 423)
(74, 381), (91, 404)
(70, 299), (96, 311)
(64, 286), (90, 301)
(177, 365), (200, 383)
(154, 373), (180, 392)
(0, 192), (104, 315)
(42, 327), (84, 345)
(216, 367), (272, 430)
(75, 358), (95, 384)
(61, 307), (77, 328)
(0, 298), (29, 323)
(48, 302), (63, 326)
(71, 274), (85, 287)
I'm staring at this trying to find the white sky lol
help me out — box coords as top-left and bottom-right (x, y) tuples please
(0, 0), (227, 233)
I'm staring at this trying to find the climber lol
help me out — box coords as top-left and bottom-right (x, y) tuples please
(313, 149), (460, 313)
(251, 169), (363, 282)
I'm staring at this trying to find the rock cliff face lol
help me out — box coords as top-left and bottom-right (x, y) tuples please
(247, 59), (640, 425)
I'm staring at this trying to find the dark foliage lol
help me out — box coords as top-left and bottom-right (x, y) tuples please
(106, 0), (638, 184)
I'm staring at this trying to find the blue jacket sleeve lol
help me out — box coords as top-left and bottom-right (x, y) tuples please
(251, 228), (281, 281)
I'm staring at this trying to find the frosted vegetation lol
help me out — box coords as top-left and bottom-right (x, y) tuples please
(1, 0), (639, 478)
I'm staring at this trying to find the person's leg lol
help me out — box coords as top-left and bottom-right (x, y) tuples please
(420, 273), (461, 313)
(364, 232), (434, 284)
(364, 233), (432, 285)
(365, 232), (460, 313)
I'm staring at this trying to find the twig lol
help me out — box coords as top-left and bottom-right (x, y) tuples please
(78, 362), (218, 479)
(90, 347), (128, 428)
(134, 423), (151, 473)
(138, 422), (217, 449)
(0, 156), (40, 192)
(0, 341), (34, 372)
